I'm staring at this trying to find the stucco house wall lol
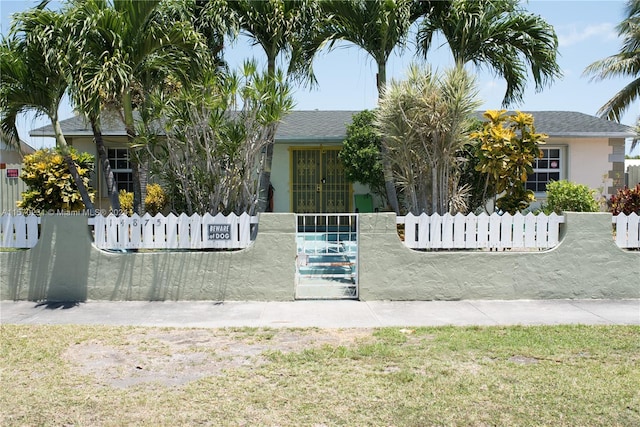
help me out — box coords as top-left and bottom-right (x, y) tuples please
(540, 137), (618, 200)
(0, 139), (35, 164)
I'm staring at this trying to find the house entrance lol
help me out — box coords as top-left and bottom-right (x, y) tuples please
(291, 148), (352, 213)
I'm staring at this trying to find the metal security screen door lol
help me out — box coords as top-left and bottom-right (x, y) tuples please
(291, 148), (351, 213)
(295, 214), (358, 299)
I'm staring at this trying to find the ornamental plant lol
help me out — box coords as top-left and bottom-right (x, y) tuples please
(543, 180), (599, 214)
(144, 183), (168, 215)
(470, 110), (547, 214)
(18, 147), (94, 212)
(118, 190), (134, 216)
(609, 184), (640, 215)
(118, 185), (167, 216)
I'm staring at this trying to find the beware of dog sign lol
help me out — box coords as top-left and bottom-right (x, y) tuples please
(208, 224), (231, 240)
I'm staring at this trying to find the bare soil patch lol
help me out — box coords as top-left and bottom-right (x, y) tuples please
(64, 328), (372, 388)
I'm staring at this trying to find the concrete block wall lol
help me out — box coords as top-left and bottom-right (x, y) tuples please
(1, 212), (638, 302)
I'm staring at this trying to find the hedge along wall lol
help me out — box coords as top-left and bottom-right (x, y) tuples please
(1, 212), (639, 302)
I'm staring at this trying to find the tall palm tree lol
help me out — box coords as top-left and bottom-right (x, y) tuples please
(300, 0), (432, 214)
(584, 0), (640, 123)
(72, 0), (209, 213)
(229, 0), (321, 212)
(417, 0), (561, 107)
(0, 6), (95, 212)
(64, 0), (124, 211)
(174, 0), (236, 68)
(308, 0), (423, 94)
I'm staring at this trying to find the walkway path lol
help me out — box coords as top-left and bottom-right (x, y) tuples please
(2, 299), (638, 328)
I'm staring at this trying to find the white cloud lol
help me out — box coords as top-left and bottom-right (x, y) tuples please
(557, 23), (617, 47)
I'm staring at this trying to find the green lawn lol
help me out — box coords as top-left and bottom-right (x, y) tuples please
(1, 324), (638, 426)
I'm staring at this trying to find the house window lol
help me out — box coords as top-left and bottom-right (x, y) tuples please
(108, 148), (133, 192)
(526, 147), (563, 193)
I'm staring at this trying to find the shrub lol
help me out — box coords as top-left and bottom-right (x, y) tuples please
(338, 110), (386, 202)
(543, 180), (599, 214)
(145, 184), (168, 215)
(470, 110), (547, 214)
(18, 147), (94, 212)
(609, 184), (640, 215)
(118, 190), (134, 215)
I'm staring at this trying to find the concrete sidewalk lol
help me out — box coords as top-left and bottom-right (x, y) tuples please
(1, 299), (639, 328)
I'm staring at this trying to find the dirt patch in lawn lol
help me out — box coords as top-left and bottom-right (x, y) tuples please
(64, 328), (372, 388)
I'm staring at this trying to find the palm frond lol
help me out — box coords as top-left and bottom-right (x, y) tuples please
(417, 0), (560, 107)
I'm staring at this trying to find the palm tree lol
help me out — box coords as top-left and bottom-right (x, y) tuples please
(417, 0), (561, 107)
(300, 0), (432, 214)
(229, 0), (321, 212)
(0, 6), (95, 213)
(308, 0), (425, 94)
(584, 0), (640, 123)
(71, 0), (209, 214)
(63, 0), (124, 211)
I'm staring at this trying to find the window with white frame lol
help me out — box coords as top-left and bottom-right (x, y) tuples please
(526, 147), (564, 193)
(107, 148), (134, 192)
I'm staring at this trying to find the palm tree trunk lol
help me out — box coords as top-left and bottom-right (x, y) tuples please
(377, 60), (400, 214)
(90, 120), (121, 211)
(122, 90), (145, 214)
(256, 141), (274, 213)
(53, 120), (95, 214)
(256, 55), (278, 213)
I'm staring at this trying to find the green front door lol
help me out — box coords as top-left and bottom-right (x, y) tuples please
(291, 148), (352, 213)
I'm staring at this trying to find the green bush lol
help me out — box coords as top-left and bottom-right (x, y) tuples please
(18, 147), (94, 212)
(543, 180), (599, 214)
(338, 110), (386, 201)
(609, 184), (640, 215)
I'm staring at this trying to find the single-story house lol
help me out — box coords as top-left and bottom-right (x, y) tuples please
(0, 136), (35, 164)
(1, 135), (35, 212)
(30, 110), (633, 213)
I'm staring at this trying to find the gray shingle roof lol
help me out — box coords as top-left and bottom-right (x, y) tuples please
(30, 111), (131, 138)
(30, 110), (634, 140)
(474, 110), (634, 138)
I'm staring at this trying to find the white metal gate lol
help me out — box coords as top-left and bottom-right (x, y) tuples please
(295, 214), (358, 299)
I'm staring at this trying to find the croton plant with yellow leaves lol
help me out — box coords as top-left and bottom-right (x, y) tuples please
(18, 147), (94, 212)
(470, 110), (547, 214)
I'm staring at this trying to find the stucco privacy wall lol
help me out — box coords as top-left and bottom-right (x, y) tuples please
(1, 213), (296, 301)
(358, 213), (640, 300)
(1, 212), (638, 301)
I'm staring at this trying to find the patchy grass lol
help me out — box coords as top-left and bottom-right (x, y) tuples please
(1, 325), (638, 426)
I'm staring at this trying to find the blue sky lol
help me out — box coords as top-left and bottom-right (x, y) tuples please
(1, 0), (639, 154)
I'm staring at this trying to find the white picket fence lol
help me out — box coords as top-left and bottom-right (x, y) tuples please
(90, 213), (258, 250)
(1, 213), (40, 248)
(398, 212), (565, 250)
(0, 212), (258, 249)
(2, 212), (639, 250)
(613, 212), (640, 248)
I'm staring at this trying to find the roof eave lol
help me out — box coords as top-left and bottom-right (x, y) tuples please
(275, 137), (345, 143)
(546, 132), (635, 138)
